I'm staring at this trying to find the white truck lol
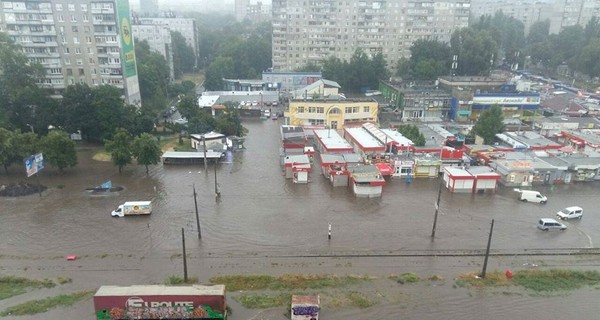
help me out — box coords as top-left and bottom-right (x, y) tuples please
(111, 201), (152, 217)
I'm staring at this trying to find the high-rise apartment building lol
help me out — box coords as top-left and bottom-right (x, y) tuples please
(470, 0), (600, 35)
(138, 17), (197, 56)
(131, 23), (174, 81)
(0, 0), (141, 105)
(271, 0), (470, 72)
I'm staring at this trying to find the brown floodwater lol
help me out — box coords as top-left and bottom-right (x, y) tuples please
(1, 119), (600, 319)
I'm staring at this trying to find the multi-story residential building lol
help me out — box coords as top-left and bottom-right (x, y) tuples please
(271, 0), (470, 72)
(0, 0), (141, 105)
(137, 17), (197, 56)
(131, 23), (174, 81)
(470, 0), (600, 34)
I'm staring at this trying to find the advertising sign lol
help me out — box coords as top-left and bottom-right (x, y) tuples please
(24, 153), (44, 177)
(116, 0), (136, 78)
(472, 95), (540, 105)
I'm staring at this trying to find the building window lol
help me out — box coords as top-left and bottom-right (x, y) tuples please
(297, 106), (304, 113)
(81, 4), (87, 11)
(71, 15), (77, 22)
(73, 36), (79, 43)
(64, 58), (70, 65)
(75, 47), (81, 54)
(66, 68), (73, 76)
(363, 106), (370, 112)
(58, 15), (64, 22)
(79, 68), (85, 76)
(76, 59), (83, 65)
(68, 4), (75, 11)
(63, 47), (70, 54)
(71, 26), (78, 32)
(55, 4), (63, 11)
(329, 107), (341, 114)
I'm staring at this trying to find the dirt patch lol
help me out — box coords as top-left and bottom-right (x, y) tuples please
(0, 182), (47, 197)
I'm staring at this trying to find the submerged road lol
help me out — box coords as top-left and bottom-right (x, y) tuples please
(1, 119), (600, 319)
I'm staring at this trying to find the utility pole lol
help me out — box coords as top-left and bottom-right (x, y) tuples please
(214, 160), (220, 201)
(431, 182), (443, 239)
(481, 219), (495, 279)
(181, 228), (188, 282)
(193, 184), (201, 239)
(202, 135), (207, 172)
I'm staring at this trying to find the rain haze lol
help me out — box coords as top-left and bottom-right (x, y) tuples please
(131, 0), (271, 13)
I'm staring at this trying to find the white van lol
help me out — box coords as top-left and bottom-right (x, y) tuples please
(514, 189), (547, 204)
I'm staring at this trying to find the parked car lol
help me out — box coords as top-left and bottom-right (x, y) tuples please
(537, 218), (567, 231)
(556, 206), (583, 220)
(271, 113), (278, 120)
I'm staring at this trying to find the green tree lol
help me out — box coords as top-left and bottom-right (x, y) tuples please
(204, 56), (234, 90)
(451, 28), (498, 76)
(11, 131), (39, 166)
(0, 33), (48, 132)
(105, 128), (133, 174)
(132, 133), (161, 174)
(397, 125), (426, 146)
(40, 130), (77, 173)
(177, 95), (200, 120)
(407, 39), (451, 79)
(135, 40), (169, 111)
(215, 103), (246, 137)
(0, 128), (15, 173)
(61, 84), (98, 141)
(171, 31), (196, 78)
(472, 106), (505, 144)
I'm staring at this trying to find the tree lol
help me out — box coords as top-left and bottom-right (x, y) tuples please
(0, 128), (15, 173)
(204, 56), (234, 90)
(171, 31), (196, 78)
(135, 40), (169, 111)
(472, 106), (505, 144)
(397, 125), (426, 146)
(0, 33), (48, 132)
(40, 130), (77, 173)
(177, 95), (201, 120)
(132, 133), (161, 174)
(215, 103), (246, 137)
(451, 28), (498, 76)
(0, 129), (39, 174)
(105, 128), (133, 174)
(407, 39), (451, 79)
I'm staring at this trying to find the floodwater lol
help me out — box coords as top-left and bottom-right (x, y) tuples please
(1, 119), (600, 320)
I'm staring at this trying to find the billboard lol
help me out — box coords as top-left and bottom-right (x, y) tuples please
(116, 0), (136, 78)
(472, 95), (540, 105)
(24, 153), (44, 177)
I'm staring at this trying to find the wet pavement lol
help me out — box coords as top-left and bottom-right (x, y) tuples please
(1, 119), (600, 319)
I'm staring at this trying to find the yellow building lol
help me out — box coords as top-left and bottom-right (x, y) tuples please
(286, 98), (379, 129)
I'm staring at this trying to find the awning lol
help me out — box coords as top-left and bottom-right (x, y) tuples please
(375, 163), (394, 176)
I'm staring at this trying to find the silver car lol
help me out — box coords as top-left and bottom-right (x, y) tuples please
(537, 218), (567, 231)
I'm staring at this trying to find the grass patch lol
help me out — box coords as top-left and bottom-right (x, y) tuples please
(389, 273), (420, 283)
(173, 138), (195, 151)
(513, 269), (600, 292)
(346, 291), (376, 308)
(165, 275), (198, 285)
(236, 293), (291, 309)
(210, 274), (371, 291)
(56, 277), (72, 285)
(456, 269), (600, 292)
(0, 276), (55, 300)
(0, 291), (93, 316)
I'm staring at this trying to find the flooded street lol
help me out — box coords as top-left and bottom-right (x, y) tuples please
(1, 119), (600, 319)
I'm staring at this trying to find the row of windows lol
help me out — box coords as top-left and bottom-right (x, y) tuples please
(296, 106), (371, 113)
